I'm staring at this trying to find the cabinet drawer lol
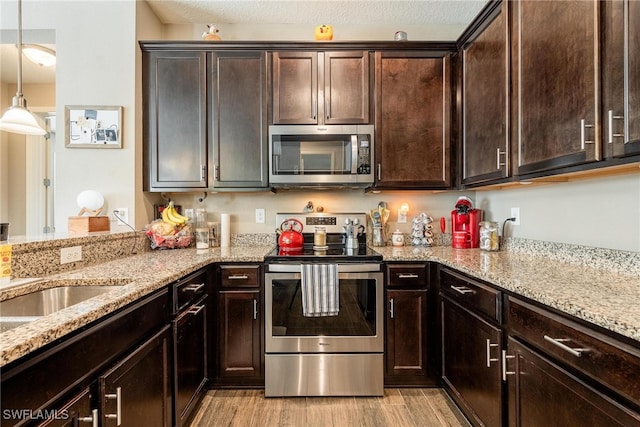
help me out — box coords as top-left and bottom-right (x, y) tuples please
(508, 297), (640, 407)
(440, 269), (501, 323)
(175, 269), (207, 312)
(387, 264), (428, 288)
(219, 265), (261, 288)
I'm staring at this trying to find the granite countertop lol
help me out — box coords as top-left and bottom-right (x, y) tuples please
(1, 244), (639, 367)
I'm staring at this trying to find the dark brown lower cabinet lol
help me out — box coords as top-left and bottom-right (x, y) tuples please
(506, 337), (640, 427)
(174, 295), (208, 426)
(386, 289), (429, 382)
(99, 326), (172, 427)
(216, 290), (262, 384)
(441, 296), (503, 427)
(38, 386), (94, 427)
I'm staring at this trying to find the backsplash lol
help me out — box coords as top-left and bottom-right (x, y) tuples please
(6, 231), (638, 280)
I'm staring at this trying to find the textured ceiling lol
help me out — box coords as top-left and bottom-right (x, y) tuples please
(145, 0), (487, 26)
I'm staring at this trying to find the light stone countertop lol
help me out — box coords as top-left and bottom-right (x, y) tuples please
(1, 244), (639, 367)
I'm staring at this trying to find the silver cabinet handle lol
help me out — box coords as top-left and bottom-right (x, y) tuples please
(104, 386), (122, 426)
(451, 285), (473, 295)
(201, 165), (207, 181)
(502, 350), (515, 381)
(253, 299), (258, 320)
(543, 335), (588, 357)
(486, 339), (499, 368)
(397, 273), (419, 279)
(228, 274), (249, 280)
(78, 408), (99, 427)
(496, 148), (507, 169)
(188, 304), (205, 316)
(214, 165), (220, 181)
(607, 110), (625, 143)
(377, 163), (382, 181)
(580, 119), (595, 149)
(184, 283), (205, 292)
(389, 298), (395, 319)
(312, 100), (317, 121)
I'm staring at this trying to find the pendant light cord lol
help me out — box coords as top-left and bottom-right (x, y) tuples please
(16, 0), (24, 100)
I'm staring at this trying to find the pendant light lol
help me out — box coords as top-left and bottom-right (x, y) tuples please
(0, 0), (47, 136)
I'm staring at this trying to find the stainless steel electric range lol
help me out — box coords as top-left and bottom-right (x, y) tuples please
(264, 213), (383, 397)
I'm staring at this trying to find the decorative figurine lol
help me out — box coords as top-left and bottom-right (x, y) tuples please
(314, 25), (333, 41)
(202, 24), (221, 41)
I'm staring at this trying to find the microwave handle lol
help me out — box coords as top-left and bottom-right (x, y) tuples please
(351, 135), (358, 174)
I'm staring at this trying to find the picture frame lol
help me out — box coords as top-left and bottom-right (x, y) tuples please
(65, 105), (122, 148)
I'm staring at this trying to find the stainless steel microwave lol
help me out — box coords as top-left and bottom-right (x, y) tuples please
(269, 124), (374, 188)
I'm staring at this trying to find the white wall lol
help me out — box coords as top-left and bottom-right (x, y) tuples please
(476, 173), (640, 252)
(1, 0), (138, 234)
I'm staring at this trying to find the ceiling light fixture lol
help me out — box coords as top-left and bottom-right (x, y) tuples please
(22, 44), (56, 67)
(0, 0), (47, 136)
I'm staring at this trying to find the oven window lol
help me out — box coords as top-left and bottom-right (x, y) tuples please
(270, 278), (377, 336)
(272, 135), (352, 175)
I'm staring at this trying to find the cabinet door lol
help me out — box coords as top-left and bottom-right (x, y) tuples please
(375, 52), (451, 188)
(174, 296), (207, 427)
(100, 326), (172, 427)
(506, 337), (640, 427)
(324, 51), (370, 124)
(37, 386), (95, 427)
(513, 0), (600, 175)
(210, 51), (268, 187)
(272, 52), (318, 124)
(144, 51), (208, 190)
(386, 289), (428, 379)
(218, 291), (261, 379)
(442, 297), (503, 427)
(602, 0), (640, 158)
(463, 1), (510, 184)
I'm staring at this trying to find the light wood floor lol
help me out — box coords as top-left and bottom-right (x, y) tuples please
(189, 388), (471, 427)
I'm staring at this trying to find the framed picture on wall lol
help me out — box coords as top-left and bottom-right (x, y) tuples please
(65, 105), (122, 148)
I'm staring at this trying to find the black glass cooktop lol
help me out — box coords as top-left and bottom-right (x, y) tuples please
(265, 234), (382, 263)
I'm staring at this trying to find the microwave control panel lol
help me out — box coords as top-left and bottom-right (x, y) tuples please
(357, 136), (371, 174)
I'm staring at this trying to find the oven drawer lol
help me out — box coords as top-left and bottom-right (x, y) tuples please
(386, 264), (428, 288)
(508, 297), (640, 407)
(219, 265), (261, 288)
(440, 268), (501, 323)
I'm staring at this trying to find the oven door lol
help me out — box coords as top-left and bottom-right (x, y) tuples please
(265, 263), (383, 354)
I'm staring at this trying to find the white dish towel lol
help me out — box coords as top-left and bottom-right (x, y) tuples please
(300, 264), (339, 317)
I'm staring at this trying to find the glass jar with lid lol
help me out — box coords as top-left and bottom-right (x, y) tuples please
(479, 221), (499, 251)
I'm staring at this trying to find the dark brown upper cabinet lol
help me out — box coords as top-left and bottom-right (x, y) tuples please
(272, 51), (370, 125)
(209, 51), (268, 188)
(512, 0), (600, 176)
(143, 50), (208, 191)
(461, 1), (510, 186)
(602, 0), (640, 158)
(374, 51), (451, 189)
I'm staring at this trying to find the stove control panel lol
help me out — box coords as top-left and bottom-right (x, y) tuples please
(306, 216), (336, 226)
(276, 212), (367, 235)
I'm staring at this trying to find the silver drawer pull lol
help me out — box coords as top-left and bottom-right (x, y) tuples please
(496, 148), (507, 169)
(543, 335), (588, 357)
(580, 119), (595, 149)
(502, 350), (515, 381)
(188, 304), (205, 316)
(78, 408), (99, 427)
(389, 298), (395, 319)
(486, 339), (499, 368)
(228, 274), (249, 280)
(397, 273), (419, 279)
(253, 299), (258, 320)
(184, 283), (205, 292)
(104, 387), (122, 426)
(607, 110), (624, 144)
(451, 285), (473, 295)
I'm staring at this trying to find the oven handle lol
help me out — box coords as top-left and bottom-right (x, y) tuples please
(267, 263), (381, 273)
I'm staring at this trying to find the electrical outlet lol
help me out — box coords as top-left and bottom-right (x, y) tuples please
(255, 208), (266, 224)
(114, 208), (128, 225)
(510, 207), (521, 225)
(60, 246), (82, 264)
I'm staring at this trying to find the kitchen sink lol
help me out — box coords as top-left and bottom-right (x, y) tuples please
(0, 285), (122, 317)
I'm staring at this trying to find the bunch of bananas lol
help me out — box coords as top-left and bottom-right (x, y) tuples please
(161, 202), (189, 226)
